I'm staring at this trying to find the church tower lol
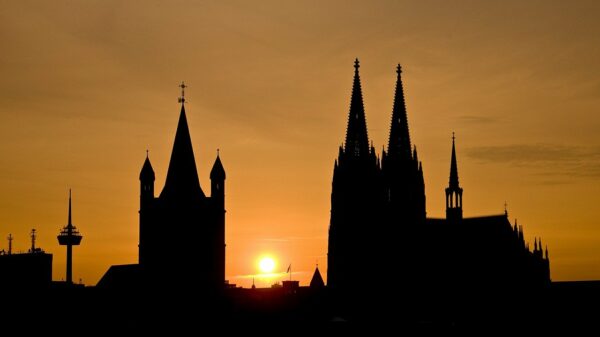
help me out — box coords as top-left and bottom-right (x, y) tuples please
(210, 151), (226, 286)
(445, 133), (463, 222)
(328, 59), (383, 291)
(139, 153), (155, 266)
(137, 82), (225, 290)
(381, 64), (426, 224)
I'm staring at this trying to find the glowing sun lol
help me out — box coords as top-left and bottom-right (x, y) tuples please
(258, 257), (276, 273)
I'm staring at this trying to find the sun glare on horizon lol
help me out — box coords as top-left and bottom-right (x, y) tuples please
(258, 256), (276, 273)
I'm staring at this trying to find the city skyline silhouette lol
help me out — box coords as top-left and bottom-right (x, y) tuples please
(1, 1), (600, 290)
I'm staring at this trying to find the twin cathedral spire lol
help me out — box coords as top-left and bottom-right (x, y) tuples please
(329, 59), (550, 294)
(341, 59), (459, 221)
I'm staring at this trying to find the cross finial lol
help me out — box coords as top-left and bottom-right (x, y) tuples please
(217, 148), (220, 156)
(178, 81), (187, 104)
(452, 131), (455, 141)
(354, 58), (360, 71)
(504, 201), (508, 215)
(397, 64), (402, 74)
(146, 149), (149, 158)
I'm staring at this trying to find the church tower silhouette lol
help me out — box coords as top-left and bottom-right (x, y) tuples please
(327, 59), (383, 292)
(382, 64), (426, 225)
(138, 84), (226, 290)
(445, 134), (463, 222)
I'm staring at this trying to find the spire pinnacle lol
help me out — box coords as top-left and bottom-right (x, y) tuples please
(445, 133), (463, 221)
(387, 63), (412, 160)
(449, 133), (460, 189)
(161, 98), (205, 199)
(178, 81), (187, 105)
(210, 150), (226, 180)
(310, 264), (325, 288)
(344, 58), (370, 157)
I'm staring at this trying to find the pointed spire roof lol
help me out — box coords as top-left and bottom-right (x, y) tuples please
(309, 265), (325, 288)
(387, 64), (412, 161)
(449, 133), (460, 189)
(344, 58), (370, 157)
(139, 152), (155, 181)
(210, 150), (226, 180)
(160, 104), (205, 199)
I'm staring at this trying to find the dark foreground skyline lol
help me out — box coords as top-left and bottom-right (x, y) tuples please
(1, 1), (600, 287)
(0, 59), (596, 330)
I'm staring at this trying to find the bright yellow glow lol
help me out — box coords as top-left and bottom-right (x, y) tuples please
(258, 257), (276, 273)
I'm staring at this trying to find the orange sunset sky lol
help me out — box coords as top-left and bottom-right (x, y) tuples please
(1, 1), (600, 287)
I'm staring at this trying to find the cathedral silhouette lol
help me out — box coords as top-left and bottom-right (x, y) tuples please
(327, 60), (550, 309)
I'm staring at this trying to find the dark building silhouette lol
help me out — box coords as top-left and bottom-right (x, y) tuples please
(309, 265), (325, 288)
(327, 60), (550, 302)
(0, 230), (52, 289)
(327, 59), (385, 292)
(101, 83), (226, 291)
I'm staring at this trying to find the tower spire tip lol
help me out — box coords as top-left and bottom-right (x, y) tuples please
(178, 81), (187, 105)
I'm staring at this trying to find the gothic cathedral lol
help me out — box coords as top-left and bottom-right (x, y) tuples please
(327, 60), (550, 299)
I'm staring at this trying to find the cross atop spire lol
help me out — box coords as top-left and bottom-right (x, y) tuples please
(397, 64), (402, 74)
(178, 81), (187, 105)
(354, 58), (360, 71)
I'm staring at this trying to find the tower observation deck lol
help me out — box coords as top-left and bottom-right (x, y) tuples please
(57, 189), (82, 284)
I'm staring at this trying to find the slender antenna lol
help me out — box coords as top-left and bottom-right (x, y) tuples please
(7, 233), (13, 255)
(30, 228), (36, 252)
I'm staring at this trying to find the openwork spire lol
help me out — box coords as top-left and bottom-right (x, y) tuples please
(344, 58), (370, 158)
(387, 64), (412, 161)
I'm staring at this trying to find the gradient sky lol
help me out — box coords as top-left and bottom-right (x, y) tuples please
(1, 0), (600, 287)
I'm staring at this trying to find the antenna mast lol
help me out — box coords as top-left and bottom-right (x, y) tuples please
(7, 234), (12, 255)
(30, 228), (36, 252)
